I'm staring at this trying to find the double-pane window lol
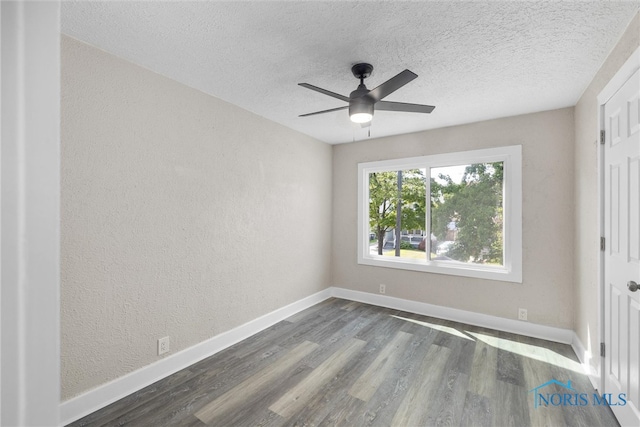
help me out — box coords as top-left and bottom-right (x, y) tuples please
(358, 146), (522, 283)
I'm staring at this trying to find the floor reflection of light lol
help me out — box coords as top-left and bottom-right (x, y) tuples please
(391, 315), (584, 373)
(391, 315), (474, 341)
(465, 331), (584, 373)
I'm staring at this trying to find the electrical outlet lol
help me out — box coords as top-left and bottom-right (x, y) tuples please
(379, 284), (386, 294)
(518, 308), (528, 321)
(158, 336), (170, 355)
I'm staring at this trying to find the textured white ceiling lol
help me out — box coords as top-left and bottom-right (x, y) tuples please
(61, 1), (639, 144)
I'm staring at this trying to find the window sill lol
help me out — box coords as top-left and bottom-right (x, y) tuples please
(358, 255), (522, 283)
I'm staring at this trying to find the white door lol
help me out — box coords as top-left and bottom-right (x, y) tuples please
(604, 67), (640, 427)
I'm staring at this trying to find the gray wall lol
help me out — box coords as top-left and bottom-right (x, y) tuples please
(61, 36), (333, 400)
(332, 108), (575, 329)
(573, 12), (639, 377)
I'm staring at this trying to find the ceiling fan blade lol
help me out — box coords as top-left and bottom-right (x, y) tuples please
(299, 105), (349, 117)
(376, 100), (435, 114)
(366, 70), (418, 102)
(298, 83), (350, 102)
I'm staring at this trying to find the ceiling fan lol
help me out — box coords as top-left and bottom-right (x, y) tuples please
(298, 63), (435, 125)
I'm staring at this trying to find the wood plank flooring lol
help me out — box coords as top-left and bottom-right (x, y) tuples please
(68, 298), (619, 426)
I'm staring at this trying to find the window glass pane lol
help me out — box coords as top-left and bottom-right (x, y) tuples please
(430, 162), (504, 266)
(368, 169), (427, 260)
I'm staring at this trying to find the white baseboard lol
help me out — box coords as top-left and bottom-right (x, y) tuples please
(571, 332), (601, 391)
(330, 287), (574, 344)
(61, 285), (577, 425)
(59, 288), (333, 426)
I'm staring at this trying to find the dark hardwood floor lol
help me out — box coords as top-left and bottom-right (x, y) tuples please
(68, 298), (619, 426)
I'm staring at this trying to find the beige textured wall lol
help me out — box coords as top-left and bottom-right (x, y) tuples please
(332, 108), (575, 328)
(61, 36), (332, 400)
(574, 12), (640, 375)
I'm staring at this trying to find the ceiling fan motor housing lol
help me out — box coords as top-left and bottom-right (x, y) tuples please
(349, 85), (374, 121)
(349, 63), (375, 121)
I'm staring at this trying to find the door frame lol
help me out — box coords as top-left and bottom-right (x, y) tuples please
(1, 1), (61, 425)
(597, 46), (640, 394)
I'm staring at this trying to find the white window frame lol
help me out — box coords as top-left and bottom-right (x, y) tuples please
(357, 145), (522, 283)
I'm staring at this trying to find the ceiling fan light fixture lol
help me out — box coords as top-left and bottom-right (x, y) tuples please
(349, 98), (374, 123)
(350, 112), (373, 123)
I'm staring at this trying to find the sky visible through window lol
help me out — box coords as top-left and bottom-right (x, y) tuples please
(431, 165), (466, 186)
